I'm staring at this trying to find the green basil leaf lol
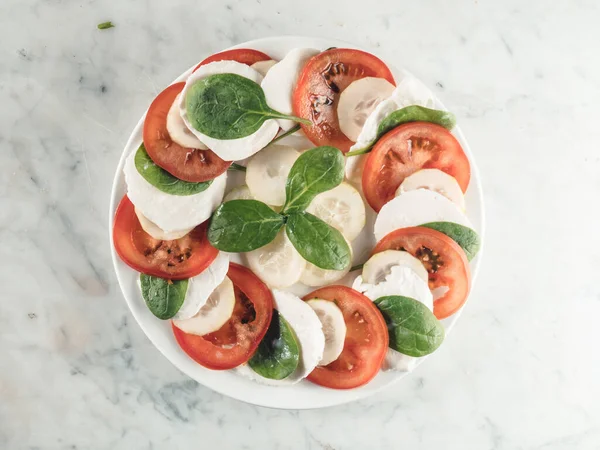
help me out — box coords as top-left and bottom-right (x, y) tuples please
(140, 274), (188, 320)
(97, 21), (115, 30)
(345, 106), (456, 156)
(374, 295), (445, 357)
(248, 310), (300, 380)
(208, 200), (285, 252)
(421, 221), (480, 261)
(283, 146), (345, 214)
(286, 212), (351, 270)
(134, 144), (211, 196)
(185, 74), (310, 140)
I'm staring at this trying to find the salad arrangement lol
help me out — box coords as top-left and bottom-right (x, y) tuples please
(112, 45), (480, 390)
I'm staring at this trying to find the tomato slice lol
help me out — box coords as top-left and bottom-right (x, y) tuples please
(143, 82), (231, 183)
(303, 286), (388, 389)
(373, 226), (471, 319)
(363, 122), (471, 212)
(112, 196), (218, 280)
(172, 263), (273, 370)
(193, 48), (271, 71)
(292, 48), (395, 152)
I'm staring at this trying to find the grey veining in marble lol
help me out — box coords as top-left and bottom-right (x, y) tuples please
(2, 0), (600, 449)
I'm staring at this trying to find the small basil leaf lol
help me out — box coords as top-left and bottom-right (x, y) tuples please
(286, 212), (351, 270)
(283, 146), (344, 214)
(421, 221), (480, 261)
(208, 200), (285, 252)
(374, 295), (445, 357)
(134, 144), (211, 196)
(248, 309), (300, 380)
(185, 74), (310, 140)
(140, 274), (188, 320)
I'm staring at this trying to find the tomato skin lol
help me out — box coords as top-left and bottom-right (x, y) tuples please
(112, 196), (218, 280)
(172, 263), (274, 370)
(303, 286), (388, 389)
(362, 122), (471, 212)
(373, 226), (471, 319)
(193, 48), (271, 71)
(143, 82), (231, 183)
(292, 48), (395, 152)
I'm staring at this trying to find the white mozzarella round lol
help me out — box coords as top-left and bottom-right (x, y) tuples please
(337, 77), (395, 142)
(307, 299), (346, 366)
(246, 144), (300, 206)
(344, 154), (367, 186)
(223, 185), (254, 202)
(166, 93), (208, 149)
(124, 149), (227, 232)
(172, 252), (230, 320)
(172, 276), (235, 336)
(250, 59), (277, 76)
(134, 206), (193, 241)
(397, 169), (465, 211)
(362, 250), (428, 284)
(306, 182), (366, 241)
(246, 230), (305, 289)
(374, 189), (473, 242)
(261, 47), (320, 130)
(179, 60), (279, 160)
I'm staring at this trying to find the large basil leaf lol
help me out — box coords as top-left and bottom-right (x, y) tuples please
(374, 295), (444, 357)
(285, 212), (351, 270)
(421, 221), (480, 261)
(283, 146), (344, 214)
(208, 200), (285, 252)
(185, 74), (310, 140)
(248, 310), (300, 380)
(134, 145), (211, 196)
(140, 274), (188, 320)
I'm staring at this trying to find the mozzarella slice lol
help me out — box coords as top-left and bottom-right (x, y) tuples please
(306, 182), (366, 241)
(397, 169), (465, 211)
(374, 189), (473, 242)
(338, 77), (395, 142)
(246, 229), (305, 289)
(166, 93), (208, 149)
(246, 144), (300, 206)
(261, 48), (320, 130)
(172, 276), (235, 336)
(344, 154), (367, 186)
(251, 59), (277, 76)
(307, 299), (346, 366)
(172, 252), (230, 320)
(223, 185), (254, 202)
(179, 60), (279, 160)
(362, 250), (428, 284)
(350, 74), (437, 152)
(124, 149), (226, 232)
(134, 207), (193, 240)
(237, 290), (325, 385)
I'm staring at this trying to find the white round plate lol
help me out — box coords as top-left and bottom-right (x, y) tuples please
(109, 36), (485, 410)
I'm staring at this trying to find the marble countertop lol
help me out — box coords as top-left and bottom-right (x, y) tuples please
(2, 0), (599, 448)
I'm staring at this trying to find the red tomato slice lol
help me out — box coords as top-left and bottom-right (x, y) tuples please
(303, 286), (388, 389)
(292, 48), (395, 152)
(193, 48), (272, 71)
(172, 263), (273, 370)
(112, 196), (218, 280)
(143, 82), (231, 183)
(373, 227), (471, 319)
(363, 122), (471, 212)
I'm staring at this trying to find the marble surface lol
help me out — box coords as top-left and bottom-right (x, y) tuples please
(1, 0), (599, 448)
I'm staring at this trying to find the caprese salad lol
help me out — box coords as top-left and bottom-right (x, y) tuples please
(113, 45), (480, 390)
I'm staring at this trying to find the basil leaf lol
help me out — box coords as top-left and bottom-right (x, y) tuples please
(346, 106), (456, 156)
(97, 21), (115, 30)
(140, 274), (188, 320)
(283, 146), (344, 214)
(248, 310), (300, 380)
(286, 212), (351, 270)
(374, 295), (445, 357)
(208, 200), (285, 252)
(134, 144), (211, 196)
(185, 74), (310, 140)
(421, 221), (480, 261)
